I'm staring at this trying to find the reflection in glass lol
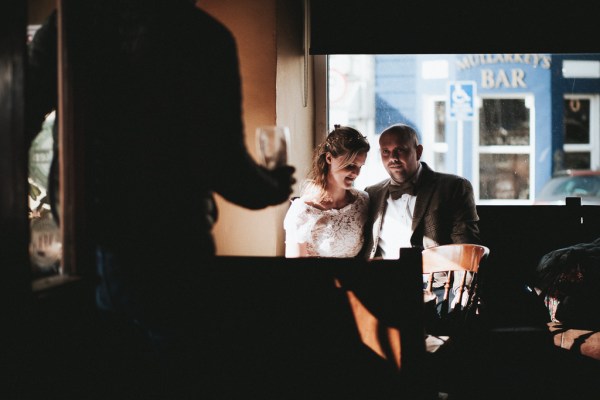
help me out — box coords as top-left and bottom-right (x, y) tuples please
(545, 176), (600, 197)
(479, 154), (530, 200)
(434, 101), (446, 142)
(563, 97), (592, 170)
(480, 99), (530, 146)
(434, 153), (447, 173)
(564, 152), (591, 170)
(564, 98), (590, 144)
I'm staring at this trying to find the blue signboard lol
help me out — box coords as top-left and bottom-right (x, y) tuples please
(448, 81), (476, 120)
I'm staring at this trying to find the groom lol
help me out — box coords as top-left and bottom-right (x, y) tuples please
(361, 123), (481, 304)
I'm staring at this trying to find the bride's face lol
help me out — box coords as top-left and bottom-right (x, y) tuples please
(326, 151), (367, 190)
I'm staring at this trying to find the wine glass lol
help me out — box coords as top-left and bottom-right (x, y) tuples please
(255, 126), (290, 169)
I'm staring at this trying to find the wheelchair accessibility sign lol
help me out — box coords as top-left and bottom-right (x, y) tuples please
(448, 81), (476, 121)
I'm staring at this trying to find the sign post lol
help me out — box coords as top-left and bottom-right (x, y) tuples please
(447, 81), (477, 176)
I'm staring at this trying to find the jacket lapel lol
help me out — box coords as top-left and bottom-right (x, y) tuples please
(367, 180), (391, 258)
(411, 162), (437, 231)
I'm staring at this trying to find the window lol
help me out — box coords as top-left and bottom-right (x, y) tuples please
(563, 95), (599, 170)
(423, 98), (448, 174)
(27, 23), (62, 280)
(28, 111), (62, 278)
(478, 97), (532, 203)
(433, 100), (447, 170)
(326, 54), (600, 205)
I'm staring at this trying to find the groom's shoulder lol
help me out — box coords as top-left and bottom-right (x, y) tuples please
(435, 170), (471, 185)
(364, 178), (389, 194)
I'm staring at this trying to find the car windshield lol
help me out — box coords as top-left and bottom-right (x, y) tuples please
(540, 176), (600, 197)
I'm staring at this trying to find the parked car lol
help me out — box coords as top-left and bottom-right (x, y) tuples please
(534, 170), (600, 205)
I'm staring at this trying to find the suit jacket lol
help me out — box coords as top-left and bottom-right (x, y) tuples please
(362, 162), (480, 260)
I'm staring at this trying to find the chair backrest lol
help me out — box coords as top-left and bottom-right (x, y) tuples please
(422, 244), (490, 317)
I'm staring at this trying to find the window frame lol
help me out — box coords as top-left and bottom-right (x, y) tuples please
(564, 93), (599, 170)
(1, 0), (31, 298)
(422, 95), (449, 173)
(475, 94), (536, 205)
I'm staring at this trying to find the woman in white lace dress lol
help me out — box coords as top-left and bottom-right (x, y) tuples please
(284, 125), (370, 257)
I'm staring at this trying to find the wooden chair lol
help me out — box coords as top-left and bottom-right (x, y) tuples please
(422, 243), (490, 319)
(421, 244), (490, 397)
(422, 243), (490, 354)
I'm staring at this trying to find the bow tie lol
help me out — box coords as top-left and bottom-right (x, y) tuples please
(389, 181), (416, 199)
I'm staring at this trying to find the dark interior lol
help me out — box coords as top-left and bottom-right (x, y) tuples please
(3, 0), (600, 398)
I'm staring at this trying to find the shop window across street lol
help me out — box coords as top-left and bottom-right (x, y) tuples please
(564, 95), (598, 170)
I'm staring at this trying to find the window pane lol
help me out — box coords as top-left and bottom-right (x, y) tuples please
(434, 153), (447, 173)
(564, 98), (590, 144)
(564, 152), (591, 169)
(479, 154), (530, 200)
(480, 99), (530, 146)
(29, 111), (61, 277)
(434, 101), (446, 142)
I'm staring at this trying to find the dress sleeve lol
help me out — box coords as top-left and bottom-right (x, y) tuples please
(283, 199), (312, 244)
(355, 189), (370, 220)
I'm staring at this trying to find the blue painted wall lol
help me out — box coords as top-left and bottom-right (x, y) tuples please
(374, 54), (600, 197)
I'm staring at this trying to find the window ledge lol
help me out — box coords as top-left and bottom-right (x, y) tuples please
(32, 273), (83, 295)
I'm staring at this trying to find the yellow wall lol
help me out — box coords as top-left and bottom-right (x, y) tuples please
(27, 0), (314, 257)
(199, 0), (314, 256)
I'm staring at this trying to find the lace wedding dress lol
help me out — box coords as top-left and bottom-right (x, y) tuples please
(284, 188), (369, 257)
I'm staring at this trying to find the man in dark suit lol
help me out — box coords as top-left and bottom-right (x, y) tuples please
(362, 123), (480, 302)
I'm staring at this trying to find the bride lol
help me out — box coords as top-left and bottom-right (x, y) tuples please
(284, 125), (370, 258)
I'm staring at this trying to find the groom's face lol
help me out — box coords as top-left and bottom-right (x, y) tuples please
(379, 130), (423, 183)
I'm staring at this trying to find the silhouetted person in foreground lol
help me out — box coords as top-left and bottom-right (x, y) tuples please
(28, 1), (295, 395)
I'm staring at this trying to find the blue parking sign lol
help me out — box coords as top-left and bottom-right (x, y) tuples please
(448, 81), (476, 121)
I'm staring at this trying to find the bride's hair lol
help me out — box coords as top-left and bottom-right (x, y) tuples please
(302, 125), (369, 197)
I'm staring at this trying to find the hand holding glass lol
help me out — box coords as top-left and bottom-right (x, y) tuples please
(255, 126), (290, 169)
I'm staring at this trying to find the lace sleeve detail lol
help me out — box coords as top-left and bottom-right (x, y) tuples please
(283, 199), (312, 244)
(284, 190), (369, 257)
(354, 189), (369, 222)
